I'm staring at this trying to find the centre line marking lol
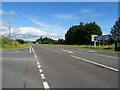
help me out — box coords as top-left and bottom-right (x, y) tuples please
(37, 62), (40, 65)
(63, 49), (73, 54)
(38, 65), (41, 69)
(29, 47), (31, 53)
(41, 74), (45, 79)
(71, 55), (119, 72)
(53, 50), (61, 53)
(43, 82), (50, 89)
(39, 69), (43, 73)
(95, 54), (118, 59)
(31, 45), (50, 89)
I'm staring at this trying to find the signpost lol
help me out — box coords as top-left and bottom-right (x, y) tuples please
(91, 35), (98, 47)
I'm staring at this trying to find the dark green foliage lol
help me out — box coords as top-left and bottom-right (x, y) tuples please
(15, 39), (26, 44)
(111, 17), (120, 43)
(35, 37), (65, 44)
(65, 22), (102, 45)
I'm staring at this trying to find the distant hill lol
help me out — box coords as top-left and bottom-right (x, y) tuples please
(0, 36), (29, 49)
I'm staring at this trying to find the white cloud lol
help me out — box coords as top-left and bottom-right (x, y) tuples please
(30, 18), (66, 39)
(80, 8), (92, 13)
(90, 13), (104, 17)
(51, 14), (81, 20)
(0, 10), (16, 15)
(8, 11), (16, 14)
(0, 26), (58, 40)
(0, 10), (7, 14)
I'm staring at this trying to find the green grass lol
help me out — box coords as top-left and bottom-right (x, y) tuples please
(42, 44), (116, 52)
(0, 36), (29, 50)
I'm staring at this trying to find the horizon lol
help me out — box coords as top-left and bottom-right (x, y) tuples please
(1, 2), (118, 41)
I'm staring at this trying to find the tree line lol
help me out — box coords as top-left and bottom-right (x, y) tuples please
(16, 19), (120, 45)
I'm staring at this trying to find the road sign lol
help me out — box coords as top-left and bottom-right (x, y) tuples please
(91, 35), (98, 42)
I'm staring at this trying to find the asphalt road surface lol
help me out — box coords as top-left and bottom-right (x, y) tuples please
(2, 44), (119, 89)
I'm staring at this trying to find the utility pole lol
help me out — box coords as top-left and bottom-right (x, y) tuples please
(8, 18), (11, 38)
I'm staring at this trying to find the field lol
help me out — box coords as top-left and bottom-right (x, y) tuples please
(0, 36), (29, 50)
(43, 44), (116, 52)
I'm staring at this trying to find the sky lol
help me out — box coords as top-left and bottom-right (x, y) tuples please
(0, 2), (118, 41)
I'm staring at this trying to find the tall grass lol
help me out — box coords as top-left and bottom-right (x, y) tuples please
(0, 36), (29, 50)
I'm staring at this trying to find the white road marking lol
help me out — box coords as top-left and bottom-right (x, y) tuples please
(31, 47), (35, 53)
(31, 45), (50, 89)
(46, 48), (49, 50)
(39, 69), (43, 73)
(29, 47), (31, 53)
(71, 55), (119, 72)
(38, 65), (41, 69)
(37, 62), (40, 65)
(15, 51), (20, 52)
(95, 54), (118, 59)
(31, 46), (38, 59)
(43, 82), (50, 89)
(41, 74), (45, 79)
(34, 53), (38, 59)
(63, 49), (73, 54)
(53, 50), (61, 53)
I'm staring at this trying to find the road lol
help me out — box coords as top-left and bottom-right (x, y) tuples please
(2, 44), (119, 89)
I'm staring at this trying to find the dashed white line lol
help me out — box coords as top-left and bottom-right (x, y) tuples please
(41, 74), (46, 79)
(43, 82), (50, 89)
(37, 62), (40, 65)
(46, 48), (49, 50)
(71, 55), (119, 72)
(38, 65), (41, 69)
(39, 69), (43, 73)
(63, 49), (73, 54)
(52, 50), (62, 53)
(29, 47), (31, 53)
(94, 54), (118, 59)
(31, 45), (50, 89)
(15, 51), (20, 52)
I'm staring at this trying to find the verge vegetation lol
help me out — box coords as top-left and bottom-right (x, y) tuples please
(0, 36), (29, 50)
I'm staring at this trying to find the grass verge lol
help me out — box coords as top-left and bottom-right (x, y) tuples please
(42, 44), (116, 52)
(0, 36), (29, 50)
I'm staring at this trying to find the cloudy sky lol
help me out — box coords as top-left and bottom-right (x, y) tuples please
(0, 2), (118, 41)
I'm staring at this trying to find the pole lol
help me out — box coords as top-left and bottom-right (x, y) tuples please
(8, 18), (11, 38)
(94, 40), (96, 47)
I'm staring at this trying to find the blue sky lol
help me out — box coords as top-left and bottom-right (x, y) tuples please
(1, 2), (118, 41)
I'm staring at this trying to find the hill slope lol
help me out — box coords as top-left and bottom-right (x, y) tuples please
(0, 36), (29, 49)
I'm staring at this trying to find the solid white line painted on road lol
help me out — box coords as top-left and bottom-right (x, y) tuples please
(71, 55), (119, 72)
(34, 53), (38, 59)
(38, 65), (41, 69)
(39, 69), (43, 73)
(31, 47), (35, 53)
(94, 54), (118, 59)
(41, 74), (45, 79)
(43, 82), (50, 89)
(63, 49), (73, 54)
(31, 46), (38, 59)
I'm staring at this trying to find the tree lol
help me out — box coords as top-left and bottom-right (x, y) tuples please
(65, 22), (102, 45)
(111, 17), (120, 43)
(15, 39), (26, 44)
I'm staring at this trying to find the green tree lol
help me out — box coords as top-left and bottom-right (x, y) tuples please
(15, 39), (26, 44)
(111, 17), (120, 43)
(65, 22), (102, 45)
